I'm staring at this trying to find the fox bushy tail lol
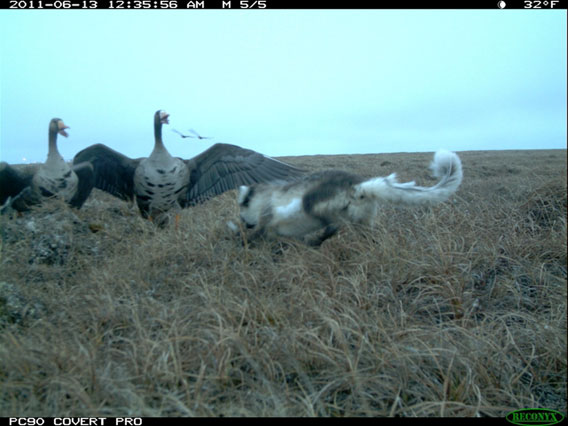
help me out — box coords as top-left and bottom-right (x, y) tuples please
(355, 150), (463, 205)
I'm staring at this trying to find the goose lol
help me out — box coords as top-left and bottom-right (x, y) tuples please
(0, 118), (94, 212)
(72, 110), (303, 221)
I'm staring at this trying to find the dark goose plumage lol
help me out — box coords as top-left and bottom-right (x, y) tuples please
(0, 118), (94, 212)
(72, 110), (303, 218)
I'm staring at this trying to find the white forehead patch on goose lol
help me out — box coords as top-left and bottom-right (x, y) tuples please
(159, 110), (170, 124)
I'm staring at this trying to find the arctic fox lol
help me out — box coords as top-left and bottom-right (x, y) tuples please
(230, 150), (463, 246)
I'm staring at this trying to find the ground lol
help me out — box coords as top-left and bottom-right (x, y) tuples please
(1, 149), (566, 417)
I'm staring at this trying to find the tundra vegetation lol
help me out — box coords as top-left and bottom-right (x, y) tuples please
(1, 149), (566, 417)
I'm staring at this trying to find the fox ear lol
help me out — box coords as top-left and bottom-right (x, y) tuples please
(238, 186), (251, 205)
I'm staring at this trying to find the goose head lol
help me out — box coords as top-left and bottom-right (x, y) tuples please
(157, 110), (169, 125)
(50, 118), (69, 138)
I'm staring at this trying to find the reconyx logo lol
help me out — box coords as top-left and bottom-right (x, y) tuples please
(506, 409), (565, 426)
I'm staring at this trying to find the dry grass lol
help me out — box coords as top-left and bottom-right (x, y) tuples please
(1, 149), (566, 417)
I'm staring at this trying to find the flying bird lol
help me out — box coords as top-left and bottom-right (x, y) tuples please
(188, 129), (213, 140)
(172, 129), (195, 139)
(172, 128), (213, 140)
(0, 118), (94, 212)
(73, 110), (303, 222)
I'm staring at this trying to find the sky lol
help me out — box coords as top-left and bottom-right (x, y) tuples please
(0, 10), (566, 164)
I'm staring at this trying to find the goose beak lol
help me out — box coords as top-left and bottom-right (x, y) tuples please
(58, 122), (70, 137)
(160, 112), (170, 125)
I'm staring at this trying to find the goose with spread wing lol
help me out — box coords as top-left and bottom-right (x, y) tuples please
(0, 118), (94, 212)
(72, 110), (303, 220)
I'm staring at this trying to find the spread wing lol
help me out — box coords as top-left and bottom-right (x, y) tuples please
(182, 143), (304, 205)
(69, 161), (95, 208)
(0, 162), (39, 205)
(72, 143), (142, 201)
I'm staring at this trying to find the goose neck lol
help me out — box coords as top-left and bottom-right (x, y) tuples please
(47, 124), (62, 161)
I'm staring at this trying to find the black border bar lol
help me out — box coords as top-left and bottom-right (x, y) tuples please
(3, 0), (567, 9)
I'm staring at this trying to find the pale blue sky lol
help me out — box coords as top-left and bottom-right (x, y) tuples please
(1, 10), (566, 164)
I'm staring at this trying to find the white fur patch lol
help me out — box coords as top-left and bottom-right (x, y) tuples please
(227, 220), (239, 233)
(356, 176), (388, 197)
(274, 197), (301, 219)
(430, 149), (461, 178)
(238, 186), (250, 205)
